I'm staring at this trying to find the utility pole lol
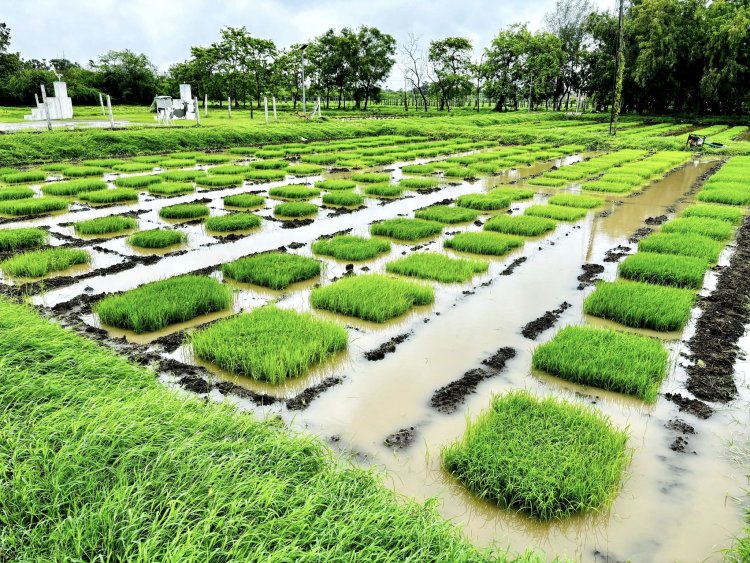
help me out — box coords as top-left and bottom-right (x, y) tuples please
(475, 53), (486, 111)
(528, 72), (533, 111)
(609, 0), (626, 135)
(301, 43), (309, 116)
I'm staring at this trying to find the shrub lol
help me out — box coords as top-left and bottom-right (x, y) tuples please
(223, 252), (321, 289)
(62, 166), (106, 178)
(311, 274), (433, 322)
(386, 252), (488, 283)
(352, 172), (391, 183)
(74, 215), (138, 236)
(0, 187), (34, 201)
(224, 193), (265, 208)
(43, 179), (108, 195)
(0, 247), (89, 278)
(79, 188), (139, 204)
(196, 175), (244, 188)
(312, 235), (391, 261)
(205, 213), (262, 232)
(442, 391), (629, 520)
(444, 232), (524, 256)
(524, 204), (588, 221)
(681, 204), (744, 224)
(192, 306), (347, 383)
(548, 194), (603, 208)
(315, 179), (357, 191)
(0, 228), (47, 251)
(0, 197), (68, 216)
(660, 217), (733, 241)
(274, 202), (318, 217)
(127, 229), (186, 249)
(415, 205), (478, 224)
(638, 232), (723, 263)
(370, 218), (443, 241)
(148, 182), (194, 196)
(114, 175), (163, 188)
(159, 203), (210, 220)
(269, 185), (320, 200)
(364, 183), (403, 197)
(484, 214), (557, 236)
(619, 252), (708, 289)
(322, 192), (364, 206)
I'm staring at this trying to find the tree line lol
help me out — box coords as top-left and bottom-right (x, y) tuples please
(0, 0), (748, 115)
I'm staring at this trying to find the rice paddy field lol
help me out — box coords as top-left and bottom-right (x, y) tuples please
(1, 111), (749, 561)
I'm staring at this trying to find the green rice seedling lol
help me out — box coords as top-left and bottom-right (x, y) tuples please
(311, 274), (433, 322)
(638, 232), (723, 263)
(682, 204), (744, 224)
(352, 172), (391, 183)
(42, 178), (108, 195)
(222, 252), (321, 289)
(148, 182), (194, 196)
(472, 162), (503, 174)
(524, 204), (588, 221)
(79, 188), (139, 205)
(399, 177), (439, 190)
(207, 164), (249, 175)
(364, 183), (403, 197)
(224, 193), (265, 208)
(95, 275), (232, 333)
(113, 162), (155, 173)
(582, 180), (632, 193)
(548, 194), (603, 209)
(158, 159), (195, 169)
(274, 201), (318, 218)
(415, 205), (478, 224)
(312, 235), (391, 261)
(192, 306), (346, 383)
(0, 186), (34, 201)
(0, 166), (18, 176)
(401, 164), (436, 174)
(0, 247), (89, 278)
(127, 229), (186, 249)
(169, 151), (200, 159)
(74, 215), (138, 236)
(62, 166), (106, 178)
(114, 175), (162, 188)
(244, 169), (287, 181)
(316, 179), (357, 191)
(40, 163), (67, 171)
(527, 176), (568, 187)
(301, 153), (340, 165)
(322, 191), (364, 207)
(160, 169), (206, 181)
(696, 187), (750, 206)
(456, 194), (511, 211)
(602, 173), (644, 185)
(159, 203), (210, 220)
(444, 231), (524, 256)
(228, 146), (258, 155)
(1, 171), (47, 184)
(0, 228), (47, 251)
(286, 163), (324, 176)
(254, 149), (286, 158)
(196, 175), (244, 189)
(370, 218), (443, 241)
(533, 325), (667, 403)
(82, 158), (126, 167)
(196, 154), (231, 164)
(484, 214), (557, 236)
(661, 217), (733, 241)
(618, 252), (708, 289)
(487, 187), (535, 200)
(584, 280), (695, 331)
(442, 390), (629, 520)
(386, 252), (488, 283)
(269, 185), (320, 200)
(249, 159), (289, 170)
(0, 197), (68, 216)
(205, 213), (262, 232)
(443, 167), (478, 179)
(132, 155), (163, 163)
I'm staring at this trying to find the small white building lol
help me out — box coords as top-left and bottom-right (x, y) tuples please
(25, 81), (73, 120)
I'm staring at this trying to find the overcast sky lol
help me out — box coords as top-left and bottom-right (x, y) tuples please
(2, 0), (614, 89)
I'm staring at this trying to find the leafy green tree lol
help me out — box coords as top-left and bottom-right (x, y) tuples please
(351, 26), (396, 109)
(428, 37), (473, 110)
(484, 25), (529, 111)
(95, 50), (159, 104)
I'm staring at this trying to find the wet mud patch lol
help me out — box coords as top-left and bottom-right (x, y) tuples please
(577, 264), (604, 289)
(286, 376), (344, 410)
(604, 244), (632, 263)
(664, 392), (713, 419)
(481, 347), (516, 370)
(364, 332), (411, 361)
(384, 426), (417, 450)
(522, 302), (571, 339)
(666, 418), (696, 453)
(499, 257), (526, 276)
(645, 215), (668, 226)
(628, 227), (653, 243)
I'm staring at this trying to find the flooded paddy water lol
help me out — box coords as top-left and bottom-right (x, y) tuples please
(8, 149), (748, 561)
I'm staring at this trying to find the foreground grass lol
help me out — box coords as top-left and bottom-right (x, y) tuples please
(0, 227), (47, 251)
(443, 391), (629, 520)
(95, 275), (232, 333)
(192, 306), (347, 384)
(312, 235), (391, 261)
(0, 298), (490, 560)
(311, 274), (434, 322)
(222, 252), (321, 289)
(532, 325), (668, 401)
(0, 247), (90, 278)
(386, 252), (488, 283)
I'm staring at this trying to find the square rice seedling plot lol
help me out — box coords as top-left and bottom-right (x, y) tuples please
(352, 173), (392, 184)
(274, 202), (318, 218)
(0, 248), (89, 278)
(0, 228), (47, 251)
(415, 205), (478, 224)
(114, 175), (163, 188)
(0, 187), (34, 201)
(131, 155), (162, 164)
(582, 180), (633, 193)
(205, 213), (262, 232)
(682, 204), (744, 225)
(456, 194), (511, 211)
(269, 185), (321, 200)
(222, 252), (321, 289)
(74, 215), (138, 236)
(254, 149), (286, 158)
(524, 204), (588, 221)
(148, 182), (194, 196)
(399, 177), (439, 191)
(532, 325), (667, 401)
(487, 187), (535, 201)
(158, 158), (195, 169)
(82, 159), (126, 168)
(364, 183), (403, 198)
(249, 159), (289, 170)
(311, 274), (434, 323)
(638, 233), (723, 263)
(484, 215), (557, 237)
(244, 169), (288, 182)
(0, 197), (68, 217)
(286, 164), (324, 176)
(696, 187), (750, 206)
(80, 188), (139, 205)
(224, 193), (265, 209)
(527, 176), (569, 187)
(196, 175), (244, 189)
(442, 390), (629, 520)
(402, 164), (436, 174)
(127, 229), (186, 249)
(95, 275), (232, 333)
(661, 217), (733, 241)
(584, 280), (695, 331)
(444, 232), (524, 256)
(1, 171), (47, 184)
(113, 162), (155, 173)
(443, 167), (479, 179)
(0, 167), (18, 176)
(370, 218), (444, 241)
(62, 166), (106, 178)
(196, 154), (232, 164)
(43, 179), (108, 196)
(315, 179), (357, 191)
(208, 165), (250, 175)
(159, 203), (210, 220)
(161, 169), (206, 182)
(548, 194), (604, 209)
(322, 192), (364, 207)
(191, 306), (347, 384)
(312, 235), (391, 261)
(386, 252), (488, 283)
(618, 252), (708, 289)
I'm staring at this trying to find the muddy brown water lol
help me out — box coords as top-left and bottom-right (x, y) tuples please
(20, 156), (750, 561)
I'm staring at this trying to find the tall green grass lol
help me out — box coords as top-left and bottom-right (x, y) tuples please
(205, 213), (262, 232)
(484, 215), (556, 236)
(223, 252), (321, 289)
(312, 235), (391, 261)
(619, 252), (708, 289)
(0, 247), (90, 278)
(386, 252), (488, 283)
(127, 229), (186, 249)
(370, 218), (444, 240)
(444, 232), (524, 256)
(74, 215), (138, 236)
(42, 178), (107, 195)
(0, 228), (47, 251)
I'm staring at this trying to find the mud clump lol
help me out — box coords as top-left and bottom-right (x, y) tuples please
(522, 302), (571, 339)
(577, 264), (605, 290)
(500, 257), (526, 276)
(628, 227), (653, 243)
(645, 215), (668, 225)
(286, 376), (344, 410)
(364, 333), (411, 361)
(604, 245), (631, 262)
(665, 392), (713, 419)
(384, 427), (417, 449)
(179, 374), (211, 394)
(665, 419), (696, 434)
(481, 347), (516, 370)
